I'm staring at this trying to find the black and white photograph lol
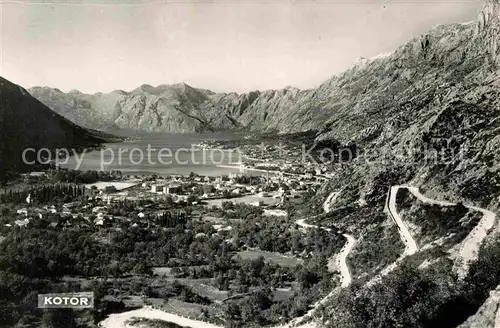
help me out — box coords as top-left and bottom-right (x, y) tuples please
(0, 0), (499, 327)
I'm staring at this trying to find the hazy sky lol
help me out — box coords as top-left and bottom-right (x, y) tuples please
(0, 0), (484, 94)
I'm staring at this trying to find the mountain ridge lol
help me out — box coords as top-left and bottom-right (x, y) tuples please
(28, 0), (499, 136)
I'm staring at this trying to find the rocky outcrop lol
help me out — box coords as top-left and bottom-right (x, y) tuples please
(458, 285), (500, 328)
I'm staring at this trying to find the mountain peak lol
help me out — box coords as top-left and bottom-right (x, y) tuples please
(112, 89), (128, 95)
(136, 84), (155, 93)
(478, 0), (500, 33)
(172, 82), (190, 88)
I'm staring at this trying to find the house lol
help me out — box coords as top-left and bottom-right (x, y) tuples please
(229, 172), (240, 179)
(17, 208), (28, 216)
(14, 219), (30, 227)
(63, 202), (79, 211)
(151, 185), (164, 193)
(94, 218), (105, 226)
(92, 206), (107, 214)
(164, 184), (182, 194)
(94, 213), (112, 227)
(29, 172), (46, 177)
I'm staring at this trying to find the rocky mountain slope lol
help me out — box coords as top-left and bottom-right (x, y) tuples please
(313, 0), (500, 208)
(303, 3), (500, 327)
(458, 285), (500, 328)
(0, 77), (108, 175)
(29, 81), (336, 134)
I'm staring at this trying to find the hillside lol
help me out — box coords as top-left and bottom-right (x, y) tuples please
(458, 285), (500, 328)
(0, 77), (109, 176)
(309, 0), (500, 208)
(297, 2), (500, 327)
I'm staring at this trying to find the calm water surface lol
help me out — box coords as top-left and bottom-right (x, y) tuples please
(61, 132), (254, 176)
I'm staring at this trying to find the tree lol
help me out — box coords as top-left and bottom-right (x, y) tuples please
(132, 262), (151, 275)
(296, 267), (320, 290)
(203, 184), (215, 194)
(223, 302), (242, 327)
(41, 309), (77, 328)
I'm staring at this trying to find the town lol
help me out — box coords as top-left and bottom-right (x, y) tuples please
(0, 165), (342, 327)
(1, 164), (327, 230)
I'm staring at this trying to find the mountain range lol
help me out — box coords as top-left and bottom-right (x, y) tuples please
(3, 1), (499, 203)
(26, 1), (500, 148)
(27, 0), (500, 206)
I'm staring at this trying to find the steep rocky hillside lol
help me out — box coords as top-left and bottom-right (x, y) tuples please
(0, 77), (108, 175)
(312, 0), (500, 208)
(458, 285), (500, 328)
(299, 3), (500, 327)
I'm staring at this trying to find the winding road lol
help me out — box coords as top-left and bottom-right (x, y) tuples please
(283, 192), (356, 328)
(99, 307), (221, 328)
(367, 185), (419, 285)
(294, 220), (355, 288)
(371, 185), (496, 283)
(387, 186), (419, 257)
(295, 190), (355, 289)
(404, 185), (496, 277)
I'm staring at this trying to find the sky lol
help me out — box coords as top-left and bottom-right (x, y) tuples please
(0, 0), (485, 94)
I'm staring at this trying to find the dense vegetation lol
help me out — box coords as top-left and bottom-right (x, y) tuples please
(0, 187), (346, 327)
(319, 234), (500, 328)
(397, 189), (482, 246)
